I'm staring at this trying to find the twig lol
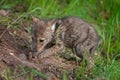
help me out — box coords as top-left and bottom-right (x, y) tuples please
(0, 29), (7, 39)
(9, 53), (41, 72)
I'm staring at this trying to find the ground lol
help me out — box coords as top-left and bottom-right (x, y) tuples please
(0, 24), (77, 80)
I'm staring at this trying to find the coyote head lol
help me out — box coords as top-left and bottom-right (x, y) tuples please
(31, 17), (57, 54)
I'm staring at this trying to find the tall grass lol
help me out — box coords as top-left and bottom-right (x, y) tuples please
(0, 0), (120, 79)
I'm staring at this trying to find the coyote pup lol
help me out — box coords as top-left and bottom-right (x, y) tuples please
(31, 16), (99, 67)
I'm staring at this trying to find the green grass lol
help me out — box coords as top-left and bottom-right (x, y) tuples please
(1, 66), (47, 80)
(0, 0), (120, 80)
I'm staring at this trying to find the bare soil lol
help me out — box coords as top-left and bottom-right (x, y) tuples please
(0, 25), (77, 80)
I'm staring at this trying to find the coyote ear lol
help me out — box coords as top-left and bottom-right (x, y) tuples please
(50, 19), (62, 32)
(47, 19), (57, 32)
(51, 23), (56, 32)
(31, 16), (40, 23)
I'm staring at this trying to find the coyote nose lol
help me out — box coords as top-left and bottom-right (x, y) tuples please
(39, 38), (45, 42)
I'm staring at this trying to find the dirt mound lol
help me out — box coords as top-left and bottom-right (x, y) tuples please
(0, 25), (77, 80)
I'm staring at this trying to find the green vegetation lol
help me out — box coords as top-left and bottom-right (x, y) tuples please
(0, 0), (120, 80)
(1, 66), (47, 80)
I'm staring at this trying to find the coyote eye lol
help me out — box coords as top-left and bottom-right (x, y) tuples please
(39, 38), (45, 42)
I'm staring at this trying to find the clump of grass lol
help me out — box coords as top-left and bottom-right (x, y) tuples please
(1, 65), (47, 80)
(1, 67), (12, 80)
(62, 70), (67, 80)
